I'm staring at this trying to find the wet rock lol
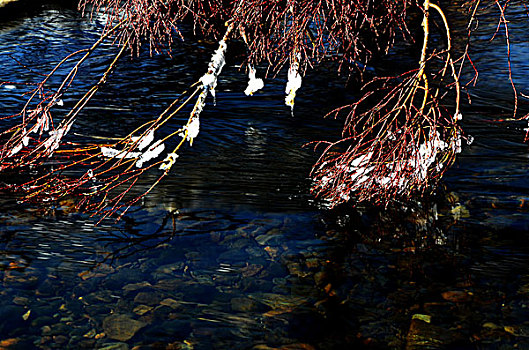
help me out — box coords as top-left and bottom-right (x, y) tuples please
(0, 338), (19, 348)
(441, 290), (471, 303)
(245, 246), (266, 258)
(504, 325), (529, 337)
(133, 305), (154, 316)
(287, 263), (309, 279)
(47, 323), (72, 336)
(231, 297), (259, 312)
(411, 314), (431, 323)
(31, 316), (53, 328)
(77, 338), (96, 348)
(0, 305), (25, 335)
(279, 344), (316, 350)
(73, 278), (100, 297)
(103, 314), (146, 341)
(249, 292), (307, 310)
(305, 258), (319, 269)
(154, 279), (182, 291)
(181, 284), (216, 303)
(255, 233), (282, 246)
(483, 322), (502, 330)
(155, 262), (185, 275)
(41, 325), (52, 336)
(160, 298), (181, 310)
(142, 320), (191, 343)
(313, 271), (327, 286)
(84, 290), (114, 304)
(37, 278), (63, 296)
(152, 305), (174, 320)
(12, 296), (29, 306)
(107, 268), (146, 285)
(241, 263), (263, 278)
(405, 319), (463, 349)
(134, 291), (162, 306)
(53, 335), (68, 345)
(83, 328), (97, 338)
(4, 270), (40, 290)
(98, 342), (130, 350)
(218, 248), (248, 261)
(123, 281), (152, 293)
(240, 278), (274, 293)
(84, 304), (112, 316)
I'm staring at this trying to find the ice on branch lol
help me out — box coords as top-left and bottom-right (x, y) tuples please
(30, 113), (50, 135)
(179, 117), (200, 146)
(8, 142), (23, 157)
(136, 140), (165, 168)
(285, 61), (302, 112)
(100, 146), (141, 159)
(42, 123), (72, 155)
(244, 65), (264, 96)
(317, 130), (457, 203)
(131, 129), (154, 151)
(200, 39), (227, 103)
(159, 152), (179, 171)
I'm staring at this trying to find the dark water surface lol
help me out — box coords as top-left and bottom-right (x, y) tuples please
(1, 2), (529, 349)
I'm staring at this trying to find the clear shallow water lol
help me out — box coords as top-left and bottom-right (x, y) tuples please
(2, 2), (529, 349)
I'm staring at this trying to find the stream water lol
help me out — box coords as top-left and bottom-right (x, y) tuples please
(1, 1), (529, 349)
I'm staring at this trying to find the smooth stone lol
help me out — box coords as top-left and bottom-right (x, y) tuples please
(31, 316), (53, 328)
(122, 282), (152, 293)
(84, 290), (114, 304)
(154, 279), (181, 291)
(0, 305), (25, 334)
(134, 291), (162, 306)
(313, 271), (327, 286)
(483, 322), (502, 330)
(155, 262), (185, 275)
(103, 314), (146, 341)
(405, 319), (462, 349)
(77, 338), (96, 348)
(12, 296), (29, 306)
(411, 314), (431, 323)
(142, 320), (191, 342)
(41, 325), (52, 336)
(241, 264), (263, 278)
(441, 291), (471, 303)
(85, 304), (112, 316)
(218, 248), (249, 261)
(133, 305), (153, 316)
(47, 323), (72, 336)
(98, 342), (130, 350)
(159, 298), (180, 310)
(36, 278), (59, 296)
(504, 325), (529, 337)
(255, 234), (282, 246)
(231, 297), (259, 312)
(53, 335), (68, 345)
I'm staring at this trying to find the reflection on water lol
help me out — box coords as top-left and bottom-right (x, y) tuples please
(2, 2), (529, 349)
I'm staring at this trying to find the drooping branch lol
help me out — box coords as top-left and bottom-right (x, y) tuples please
(310, 1), (463, 208)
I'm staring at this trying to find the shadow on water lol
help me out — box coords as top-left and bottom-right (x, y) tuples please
(3, 1), (529, 349)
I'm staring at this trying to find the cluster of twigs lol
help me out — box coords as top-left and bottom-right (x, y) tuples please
(0, 0), (506, 218)
(310, 0), (463, 207)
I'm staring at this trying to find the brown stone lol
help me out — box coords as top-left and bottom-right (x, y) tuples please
(102, 314), (146, 341)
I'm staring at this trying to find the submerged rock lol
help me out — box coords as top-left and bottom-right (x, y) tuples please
(98, 342), (129, 350)
(103, 314), (146, 341)
(405, 319), (464, 349)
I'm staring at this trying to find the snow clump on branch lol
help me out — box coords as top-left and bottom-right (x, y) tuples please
(199, 39), (227, 103)
(244, 65), (264, 96)
(285, 61), (302, 112)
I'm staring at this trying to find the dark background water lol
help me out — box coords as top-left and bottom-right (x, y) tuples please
(1, 1), (529, 349)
